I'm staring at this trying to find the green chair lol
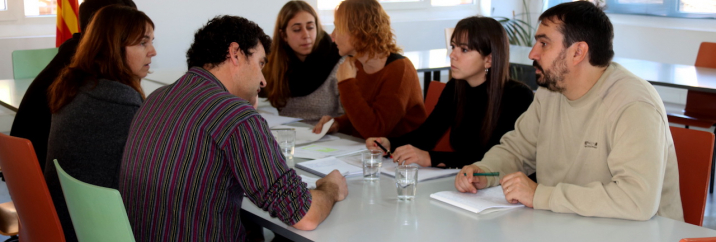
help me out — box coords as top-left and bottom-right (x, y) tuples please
(11, 47), (59, 79)
(53, 160), (135, 242)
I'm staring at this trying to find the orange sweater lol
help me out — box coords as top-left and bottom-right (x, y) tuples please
(334, 57), (427, 139)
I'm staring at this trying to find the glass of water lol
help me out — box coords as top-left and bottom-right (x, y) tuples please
(362, 149), (383, 181)
(395, 165), (418, 200)
(275, 129), (295, 162)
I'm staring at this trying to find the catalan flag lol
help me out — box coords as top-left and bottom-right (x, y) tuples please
(55, 0), (80, 47)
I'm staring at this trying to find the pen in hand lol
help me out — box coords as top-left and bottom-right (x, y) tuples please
(372, 140), (392, 159)
(463, 172), (500, 176)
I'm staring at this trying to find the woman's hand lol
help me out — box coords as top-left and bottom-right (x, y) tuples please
(313, 115), (339, 134)
(336, 57), (357, 83)
(365, 137), (391, 155)
(392, 145), (431, 167)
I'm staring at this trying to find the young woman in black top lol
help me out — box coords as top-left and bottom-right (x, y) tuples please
(366, 16), (534, 169)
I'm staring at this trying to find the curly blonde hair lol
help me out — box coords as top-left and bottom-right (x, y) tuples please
(334, 0), (401, 59)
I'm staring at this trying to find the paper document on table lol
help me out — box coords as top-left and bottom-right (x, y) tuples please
(295, 157), (363, 177)
(430, 186), (523, 214)
(259, 112), (302, 128)
(293, 139), (366, 159)
(272, 119), (333, 145)
(380, 161), (459, 182)
(299, 175), (319, 189)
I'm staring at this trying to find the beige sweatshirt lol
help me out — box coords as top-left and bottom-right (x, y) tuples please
(476, 62), (684, 221)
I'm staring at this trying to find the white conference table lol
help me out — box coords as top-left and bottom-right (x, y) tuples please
(236, 124), (716, 242)
(241, 135), (716, 242)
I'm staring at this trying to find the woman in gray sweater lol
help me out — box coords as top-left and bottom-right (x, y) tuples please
(263, 1), (344, 125)
(43, 5), (156, 242)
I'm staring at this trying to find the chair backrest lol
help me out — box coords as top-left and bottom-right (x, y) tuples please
(425, 81), (445, 115)
(680, 237), (716, 242)
(11, 47), (59, 79)
(54, 160), (135, 242)
(0, 133), (65, 242)
(670, 126), (715, 226)
(695, 42), (716, 68)
(425, 81), (453, 152)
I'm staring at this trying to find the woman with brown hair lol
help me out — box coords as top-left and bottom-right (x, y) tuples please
(367, 16), (534, 169)
(43, 5), (155, 241)
(263, 0), (344, 125)
(312, 0), (426, 139)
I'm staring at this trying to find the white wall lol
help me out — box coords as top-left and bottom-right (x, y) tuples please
(133, 0), (291, 71)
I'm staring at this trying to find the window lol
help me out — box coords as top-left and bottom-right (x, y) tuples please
(1, 0), (7, 11)
(548, 0), (716, 18)
(24, 0), (56, 16)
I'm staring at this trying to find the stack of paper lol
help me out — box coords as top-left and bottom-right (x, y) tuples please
(295, 157), (363, 177)
(271, 119), (334, 145)
(259, 112), (302, 127)
(293, 139), (366, 159)
(299, 175), (319, 189)
(430, 186), (524, 214)
(379, 161), (459, 182)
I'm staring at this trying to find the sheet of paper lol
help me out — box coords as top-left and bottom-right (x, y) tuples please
(299, 175), (319, 189)
(430, 186), (524, 214)
(293, 139), (366, 159)
(295, 157), (363, 177)
(380, 160), (459, 182)
(258, 112), (302, 128)
(272, 119), (333, 145)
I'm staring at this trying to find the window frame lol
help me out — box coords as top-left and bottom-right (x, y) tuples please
(548, 0), (716, 19)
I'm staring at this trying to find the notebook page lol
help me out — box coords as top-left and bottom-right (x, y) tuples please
(430, 186), (524, 213)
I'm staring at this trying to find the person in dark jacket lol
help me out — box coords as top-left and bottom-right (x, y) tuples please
(10, 0), (136, 170)
(43, 5), (155, 242)
(367, 16), (535, 170)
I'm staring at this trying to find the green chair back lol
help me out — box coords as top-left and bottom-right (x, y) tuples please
(53, 160), (135, 242)
(11, 48), (59, 79)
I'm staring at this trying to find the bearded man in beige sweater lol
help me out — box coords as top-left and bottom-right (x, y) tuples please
(455, 1), (683, 221)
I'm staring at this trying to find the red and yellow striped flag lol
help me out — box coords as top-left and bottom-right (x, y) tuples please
(55, 0), (80, 47)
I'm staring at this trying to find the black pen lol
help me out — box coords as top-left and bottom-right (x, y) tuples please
(373, 140), (393, 159)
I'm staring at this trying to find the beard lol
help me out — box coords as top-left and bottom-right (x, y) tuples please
(534, 49), (569, 92)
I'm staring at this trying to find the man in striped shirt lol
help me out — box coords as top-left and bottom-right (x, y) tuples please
(120, 15), (348, 241)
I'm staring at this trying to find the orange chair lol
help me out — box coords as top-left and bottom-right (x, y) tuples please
(425, 81), (453, 152)
(0, 133), (65, 242)
(667, 42), (716, 193)
(671, 126), (715, 226)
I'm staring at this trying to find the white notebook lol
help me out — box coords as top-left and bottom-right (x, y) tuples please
(430, 186), (524, 214)
(295, 156), (363, 177)
(380, 162), (459, 182)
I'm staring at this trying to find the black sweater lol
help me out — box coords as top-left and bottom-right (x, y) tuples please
(388, 79), (534, 168)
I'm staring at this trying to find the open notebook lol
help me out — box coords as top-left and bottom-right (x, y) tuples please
(295, 156), (364, 177)
(430, 186), (524, 214)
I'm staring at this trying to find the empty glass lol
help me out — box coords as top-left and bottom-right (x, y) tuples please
(275, 129), (295, 162)
(395, 165), (418, 200)
(362, 149), (383, 181)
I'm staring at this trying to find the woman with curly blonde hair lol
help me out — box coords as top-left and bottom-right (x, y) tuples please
(313, 0), (426, 139)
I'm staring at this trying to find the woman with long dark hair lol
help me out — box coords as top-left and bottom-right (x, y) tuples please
(263, 1), (344, 124)
(44, 5), (155, 241)
(367, 16), (534, 169)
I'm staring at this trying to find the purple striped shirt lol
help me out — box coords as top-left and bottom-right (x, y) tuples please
(120, 67), (311, 242)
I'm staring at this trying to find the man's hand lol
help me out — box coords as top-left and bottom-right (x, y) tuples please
(316, 170), (349, 201)
(392, 145), (431, 167)
(312, 116), (339, 134)
(500, 172), (538, 208)
(454, 165), (488, 193)
(336, 57), (357, 83)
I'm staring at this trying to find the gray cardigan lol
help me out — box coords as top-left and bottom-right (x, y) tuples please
(278, 57), (345, 125)
(43, 78), (142, 242)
